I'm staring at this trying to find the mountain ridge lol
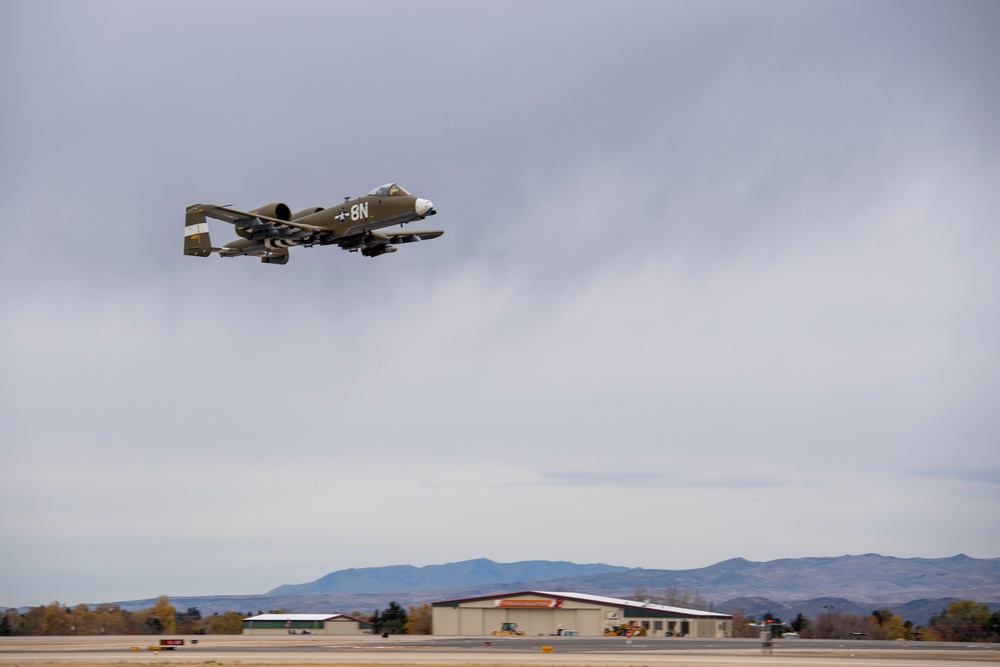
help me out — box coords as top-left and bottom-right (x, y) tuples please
(515, 553), (1000, 604)
(268, 558), (632, 594)
(270, 553), (1000, 602)
(7, 553), (997, 627)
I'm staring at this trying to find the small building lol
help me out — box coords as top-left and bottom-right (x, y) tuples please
(432, 590), (732, 638)
(242, 613), (372, 635)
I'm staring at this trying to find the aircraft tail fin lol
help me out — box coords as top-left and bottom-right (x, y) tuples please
(184, 205), (213, 257)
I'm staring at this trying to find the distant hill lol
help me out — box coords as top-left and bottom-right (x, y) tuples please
(268, 558), (632, 594)
(89, 554), (998, 626)
(509, 554), (1000, 604)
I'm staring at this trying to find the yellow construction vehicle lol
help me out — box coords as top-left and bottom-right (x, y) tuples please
(492, 622), (525, 636)
(603, 622), (647, 637)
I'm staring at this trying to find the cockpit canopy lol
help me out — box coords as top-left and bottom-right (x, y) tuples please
(367, 183), (412, 197)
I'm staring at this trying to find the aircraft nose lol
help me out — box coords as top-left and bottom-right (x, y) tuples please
(415, 198), (434, 217)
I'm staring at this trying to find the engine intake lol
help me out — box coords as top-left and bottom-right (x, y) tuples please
(249, 202), (291, 221)
(292, 207), (325, 220)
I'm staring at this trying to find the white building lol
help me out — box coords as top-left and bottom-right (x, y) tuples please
(242, 613), (372, 635)
(432, 590), (732, 638)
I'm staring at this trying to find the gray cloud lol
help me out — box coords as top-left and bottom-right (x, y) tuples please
(1, 0), (998, 607)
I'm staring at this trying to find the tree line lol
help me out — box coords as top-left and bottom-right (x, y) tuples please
(629, 587), (999, 642)
(0, 596), (432, 636)
(0, 596), (245, 636)
(729, 600), (1000, 642)
(3, 594), (997, 640)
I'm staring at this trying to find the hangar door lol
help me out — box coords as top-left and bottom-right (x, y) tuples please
(497, 609), (537, 634)
(447, 600), (607, 636)
(550, 609), (602, 635)
(571, 609), (603, 636)
(458, 607), (485, 635)
(486, 608), (604, 636)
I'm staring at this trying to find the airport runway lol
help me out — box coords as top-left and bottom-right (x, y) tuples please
(2, 635), (998, 667)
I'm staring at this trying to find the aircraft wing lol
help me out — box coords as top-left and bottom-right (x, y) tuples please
(382, 230), (444, 244)
(188, 205), (320, 233)
(333, 229), (444, 257)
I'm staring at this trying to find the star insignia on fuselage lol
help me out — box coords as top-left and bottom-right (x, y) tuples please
(335, 210), (348, 221)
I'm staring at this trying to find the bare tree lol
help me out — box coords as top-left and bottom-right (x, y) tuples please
(662, 586), (709, 610)
(805, 611), (884, 639)
(730, 609), (758, 638)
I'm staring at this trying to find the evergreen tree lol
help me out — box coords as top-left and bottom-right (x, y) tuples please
(985, 611), (1000, 641)
(372, 601), (408, 635)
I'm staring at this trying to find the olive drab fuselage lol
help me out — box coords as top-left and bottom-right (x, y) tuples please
(233, 191), (426, 240)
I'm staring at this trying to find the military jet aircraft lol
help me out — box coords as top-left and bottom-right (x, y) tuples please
(184, 183), (441, 264)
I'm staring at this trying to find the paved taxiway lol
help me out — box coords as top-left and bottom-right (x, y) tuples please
(2, 635), (998, 667)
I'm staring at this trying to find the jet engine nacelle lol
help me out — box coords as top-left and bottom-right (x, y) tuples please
(250, 202), (291, 221)
(292, 207), (325, 220)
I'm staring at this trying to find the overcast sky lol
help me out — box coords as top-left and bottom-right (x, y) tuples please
(2, 0), (998, 609)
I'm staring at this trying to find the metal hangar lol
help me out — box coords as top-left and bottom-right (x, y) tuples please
(431, 590), (733, 637)
(242, 613), (372, 635)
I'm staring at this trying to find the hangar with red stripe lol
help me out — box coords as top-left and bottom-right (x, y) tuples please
(431, 590), (732, 637)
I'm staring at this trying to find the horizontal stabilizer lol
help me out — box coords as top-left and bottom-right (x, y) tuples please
(192, 203), (320, 233)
